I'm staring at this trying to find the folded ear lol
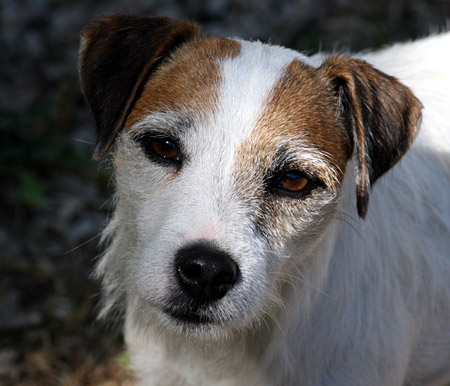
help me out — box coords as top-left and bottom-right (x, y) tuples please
(319, 56), (422, 218)
(78, 15), (203, 158)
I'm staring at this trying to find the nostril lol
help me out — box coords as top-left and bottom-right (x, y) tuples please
(178, 261), (202, 285)
(175, 242), (239, 303)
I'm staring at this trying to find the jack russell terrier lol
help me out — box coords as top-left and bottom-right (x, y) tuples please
(78, 15), (450, 385)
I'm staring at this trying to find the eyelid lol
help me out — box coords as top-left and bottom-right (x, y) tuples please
(133, 130), (179, 142)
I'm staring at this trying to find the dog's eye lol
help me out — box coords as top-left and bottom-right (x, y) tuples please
(280, 172), (308, 191)
(137, 135), (181, 164)
(275, 171), (316, 196)
(151, 138), (180, 160)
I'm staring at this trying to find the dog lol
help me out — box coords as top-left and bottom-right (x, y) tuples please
(78, 15), (450, 385)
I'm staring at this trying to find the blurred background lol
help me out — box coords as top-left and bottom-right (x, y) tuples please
(1, 0), (449, 384)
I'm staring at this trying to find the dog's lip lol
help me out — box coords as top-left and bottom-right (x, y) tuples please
(163, 307), (214, 324)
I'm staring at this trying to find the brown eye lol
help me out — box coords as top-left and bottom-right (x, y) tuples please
(137, 135), (182, 165)
(151, 138), (180, 160)
(280, 172), (308, 192)
(278, 171), (310, 193)
(270, 169), (322, 198)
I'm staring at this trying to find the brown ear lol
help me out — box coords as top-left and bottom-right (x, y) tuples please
(78, 15), (203, 158)
(319, 56), (422, 218)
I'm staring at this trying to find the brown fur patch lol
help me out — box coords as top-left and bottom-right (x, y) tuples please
(125, 37), (241, 128)
(232, 59), (351, 245)
(240, 59), (351, 186)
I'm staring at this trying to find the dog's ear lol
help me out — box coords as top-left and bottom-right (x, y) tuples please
(319, 56), (422, 218)
(78, 15), (203, 158)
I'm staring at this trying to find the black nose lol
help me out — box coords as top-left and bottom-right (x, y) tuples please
(175, 243), (239, 303)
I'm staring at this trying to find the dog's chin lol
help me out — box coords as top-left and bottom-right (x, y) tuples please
(156, 303), (242, 340)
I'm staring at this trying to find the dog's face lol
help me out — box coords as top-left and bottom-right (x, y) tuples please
(79, 16), (421, 337)
(110, 38), (349, 334)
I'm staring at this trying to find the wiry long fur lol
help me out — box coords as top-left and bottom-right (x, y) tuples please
(79, 16), (450, 386)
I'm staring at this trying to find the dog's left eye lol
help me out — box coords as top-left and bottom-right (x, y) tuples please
(275, 170), (317, 197)
(279, 172), (308, 191)
(137, 135), (181, 164)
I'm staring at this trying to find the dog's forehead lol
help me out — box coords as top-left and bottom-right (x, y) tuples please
(126, 36), (349, 178)
(126, 35), (315, 127)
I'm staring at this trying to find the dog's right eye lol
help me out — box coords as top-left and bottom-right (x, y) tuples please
(150, 138), (180, 160)
(137, 135), (181, 165)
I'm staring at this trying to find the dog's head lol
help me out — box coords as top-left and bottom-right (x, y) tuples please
(79, 15), (422, 337)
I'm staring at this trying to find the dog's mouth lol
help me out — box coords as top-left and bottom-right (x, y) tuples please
(165, 307), (213, 324)
(163, 304), (215, 325)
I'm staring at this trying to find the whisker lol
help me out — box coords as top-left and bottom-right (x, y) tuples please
(62, 232), (103, 255)
(72, 138), (95, 145)
(334, 210), (368, 247)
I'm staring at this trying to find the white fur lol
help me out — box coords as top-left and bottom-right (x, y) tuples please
(99, 33), (450, 385)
